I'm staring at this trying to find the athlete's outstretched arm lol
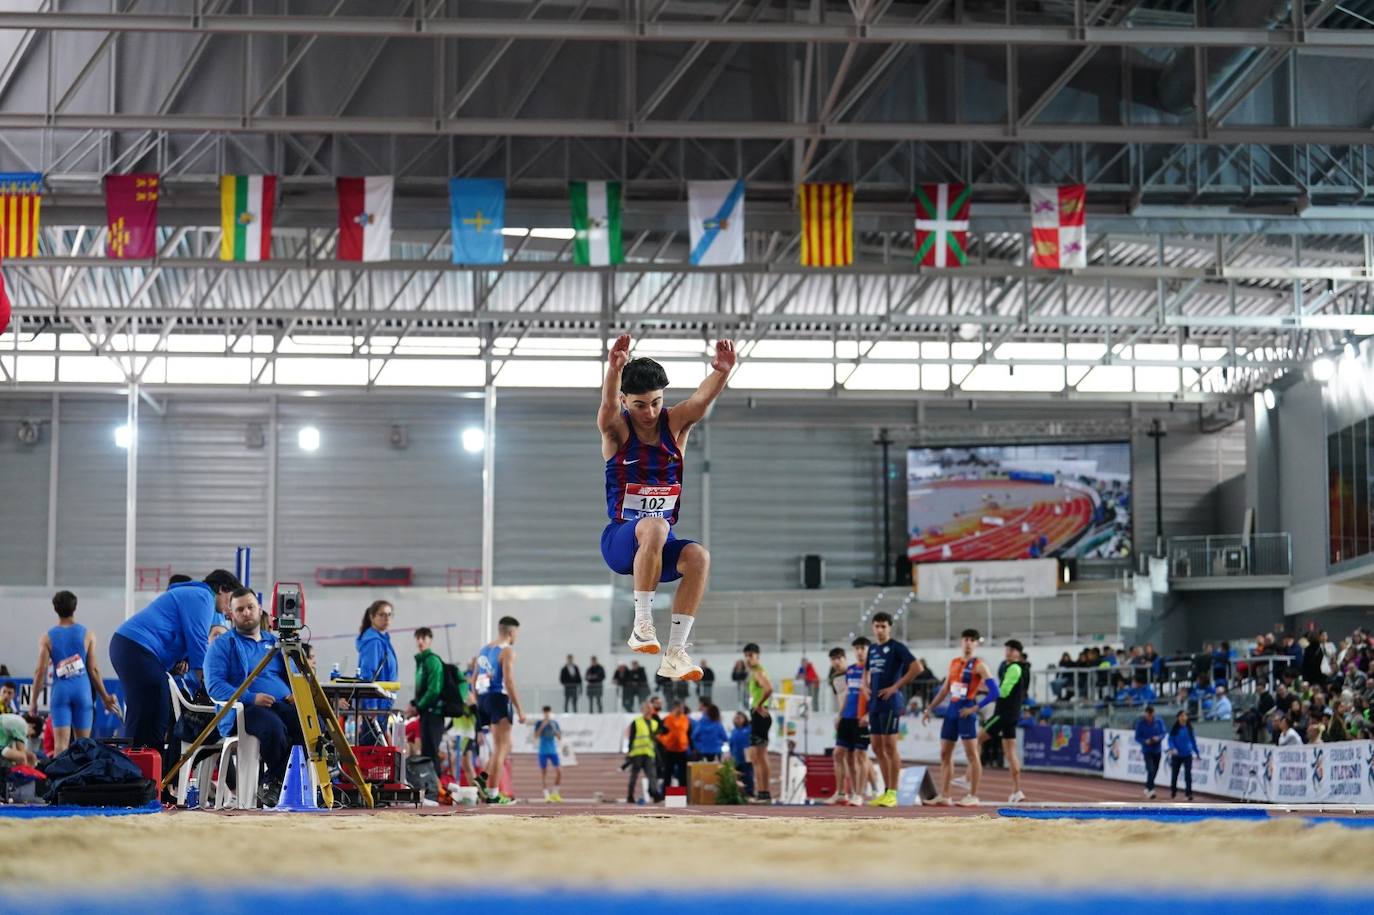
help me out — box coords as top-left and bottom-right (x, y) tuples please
(923, 679), (952, 721)
(598, 334), (631, 434)
(669, 340), (736, 435)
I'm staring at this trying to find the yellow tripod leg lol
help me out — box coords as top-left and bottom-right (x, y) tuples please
(287, 645), (375, 808)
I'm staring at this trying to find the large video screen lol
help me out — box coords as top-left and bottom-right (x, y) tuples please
(907, 442), (1132, 564)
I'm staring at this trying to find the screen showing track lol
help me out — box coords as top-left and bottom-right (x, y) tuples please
(907, 442), (1132, 563)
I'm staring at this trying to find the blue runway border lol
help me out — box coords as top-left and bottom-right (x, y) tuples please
(0, 800), (162, 819)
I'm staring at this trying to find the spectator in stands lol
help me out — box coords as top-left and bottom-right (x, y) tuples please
(0, 682), (16, 715)
(728, 710), (754, 796)
(690, 703), (727, 761)
(355, 600), (397, 746)
(732, 659), (749, 707)
(628, 661), (648, 708)
(913, 660), (938, 705)
(1206, 685), (1233, 721)
(1135, 705), (1165, 799)
(1115, 671), (1156, 706)
(1, 713), (36, 768)
(412, 627), (446, 763)
(698, 659), (714, 702)
(797, 658), (820, 707)
(1166, 710), (1197, 801)
(657, 701), (691, 790)
(1256, 682), (1276, 719)
(1276, 714), (1302, 746)
(1176, 684), (1196, 718)
(1303, 633), (1328, 686)
(559, 655), (582, 713)
(613, 664), (629, 711)
(1212, 642), (1232, 685)
(1050, 653), (1074, 700)
(1318, 707), (1347, 742)
(585, 656), (606, 714)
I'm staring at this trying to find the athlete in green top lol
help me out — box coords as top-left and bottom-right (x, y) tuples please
(980, 639), (1030, 803)
(742, 643), (774, 802)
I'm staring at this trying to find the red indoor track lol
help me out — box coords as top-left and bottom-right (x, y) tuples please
(908, 480), (1096, 563)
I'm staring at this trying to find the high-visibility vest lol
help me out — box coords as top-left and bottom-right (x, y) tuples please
(629, 716), (659, 758)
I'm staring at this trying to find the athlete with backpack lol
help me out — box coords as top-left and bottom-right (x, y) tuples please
(413, 627), (448, 766)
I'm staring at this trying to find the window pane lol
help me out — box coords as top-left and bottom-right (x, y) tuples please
(1329, 430), (1343, 564)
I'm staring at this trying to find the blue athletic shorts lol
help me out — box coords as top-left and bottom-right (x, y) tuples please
(48, 681), (94, 730)
(478, 693), (513, 726)
(600, 521), (697, 583)
(868, 696), (902, 736)
(941, 704), (979, 741)
(538, 751), (560, 770)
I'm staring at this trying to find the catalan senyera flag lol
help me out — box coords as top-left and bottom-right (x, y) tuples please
(799, 182), (853, 267)
(104, 173), (160, 260)
(1030, 184), (1087, 269)
(0, 172), (43, 259)
(219, 175), (277, 262)
(914, 183), (970, 267)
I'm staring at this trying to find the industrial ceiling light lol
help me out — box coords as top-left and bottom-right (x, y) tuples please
(298, 426), (320, 452)
(461, 427), (485, 453)
(1263, 389), (1276, 410)
(1312, 358), (1336, 383)
(114, 424), (133, 449)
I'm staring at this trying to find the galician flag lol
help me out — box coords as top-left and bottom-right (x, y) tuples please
(1030, 185), (1087, 269)
(688, 180), (745, 266)
(914, 183), (970, 267)
(569, 181), (622, 266)
(450, 178), (505, 265)
(219, 174), (277, 262)
(337, 176), (394, 262)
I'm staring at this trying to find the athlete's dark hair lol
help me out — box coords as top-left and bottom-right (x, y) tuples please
(620, 357), (669, 395)
(359, 600), (393, 636)
(203, 569), (244, 594)
(961, 628), (981, 640)
(542, 706), (552, 713)
(872, 612), (894, 625)
(229, 587), (255, 601)
(1004, 639), (1024, 652)
(498, 616), (520, 632)
(742, 642), (760, 655)
(851, 636), (870, 648)
(414, 626), (433, 640)
(828, 647), (845, 660)
(52, 590), (77, 618)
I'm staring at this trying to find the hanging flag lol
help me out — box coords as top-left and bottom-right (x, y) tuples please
(0, 270), (10, 335)
(688, 179), (745, 266)
(914, 183), (970, 268)
(337, 176), (394, 262)
(799, 182), (853, 267)
(0, 172), (43, 259)
(1030, 184), (1087, 269)
(569, 181), (623, 266)
(104, 173), (160, 260)
(219, 175), (277, 262)
(450, 178), (506, 265)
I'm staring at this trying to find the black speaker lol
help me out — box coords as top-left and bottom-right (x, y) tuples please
(801, 554), (825, 589)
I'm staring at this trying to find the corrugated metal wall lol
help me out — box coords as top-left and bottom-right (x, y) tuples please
(0, 392), (1246, 590)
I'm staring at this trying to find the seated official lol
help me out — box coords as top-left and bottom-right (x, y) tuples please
(204, 588), (304, 807)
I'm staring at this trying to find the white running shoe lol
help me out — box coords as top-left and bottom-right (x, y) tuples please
(657, 645), (704, 681)
(627, 618), (661, 654)
(1008, 790), (1026, 804)
(922, 795), (954, 807)
(951, 775), (970, 789)
(955, 795), (981, 807)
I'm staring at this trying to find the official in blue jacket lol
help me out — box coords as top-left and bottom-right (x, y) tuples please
(1167, 710), (1198, 801)
(110, 569), (240, 749)
(1134, 704), (1166, 798)
(354, 600), (398, 745)
(728, 711), (754, 797)
(689, 704), (729, 760)
(204, 587), (304, 805)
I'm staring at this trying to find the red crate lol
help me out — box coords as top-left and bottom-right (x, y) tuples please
(121, 747), (163, 786)
(346, 745), (400, 785)
(803, 754), (836, 799)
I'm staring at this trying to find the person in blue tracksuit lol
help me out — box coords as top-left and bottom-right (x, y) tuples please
(1134, 704), (1166, 799)
(1167, 709), (1199, 801)
(689, 703), (728, 761)
(110, 569), (240, 749)
(354, 600), (398, 745)
(29, 590), (120, 755)
(728, 710), (754, 796)
(204, 587), (304, 806)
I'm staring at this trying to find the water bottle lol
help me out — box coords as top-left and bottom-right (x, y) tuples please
(330, 662), (340, 682)
(185, 775), (199, 810)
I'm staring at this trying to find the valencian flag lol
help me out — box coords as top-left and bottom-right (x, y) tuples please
(570, 180), (623, 266)
(1030, 184), (1087, 269)
(337, 176), (394, 262)
(799, 182), (852, 267)
(688, 179), (745, 266)
(450, 178), (505, 265)
(219, 175), (277, 262)
(104, 174), (160, 259)
(0, 172), (43, 258)
(914, 183), (970, 267)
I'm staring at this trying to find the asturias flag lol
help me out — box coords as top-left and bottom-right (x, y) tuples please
(219, 175), (277, 262)
(450, 178), (505, 265)
(104, 173), (160, 260)
(337, 176), (394, 262)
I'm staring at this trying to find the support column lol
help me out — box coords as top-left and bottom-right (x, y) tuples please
(124, 382), (139, 618)
(45, 391), (60, 587)
(480, 382), (497, 644)
(266, 393), (278, 587)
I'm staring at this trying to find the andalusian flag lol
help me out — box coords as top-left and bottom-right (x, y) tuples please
(0, 172), (42, 259)
(219, 175), (277, 262)
(569, 181), (622, 266)
(914, 183), (970, 267)
(799, 182), (853, 267)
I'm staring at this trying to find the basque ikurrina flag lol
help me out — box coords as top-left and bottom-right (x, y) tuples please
(219, 175), (276, 262)
(570, 181), (623, 266)
(913, 183), (970, 267)
(337, 176), (394, 262)
(1030, 185), (1087, 269)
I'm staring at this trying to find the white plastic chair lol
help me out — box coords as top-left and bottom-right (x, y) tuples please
(166, 674), (227, 808)
(213, 702), (262, 810)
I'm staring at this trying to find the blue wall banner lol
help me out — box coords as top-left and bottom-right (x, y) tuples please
(1022, 724), (1104, 772)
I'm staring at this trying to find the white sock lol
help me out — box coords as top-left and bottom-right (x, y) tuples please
(633, 591), (655, 624)
(669, 613), (694, 649)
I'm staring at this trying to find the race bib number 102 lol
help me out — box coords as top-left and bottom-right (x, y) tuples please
(622, 483), (681, 520)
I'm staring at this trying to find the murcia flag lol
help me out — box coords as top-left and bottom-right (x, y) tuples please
(570, 181), (622, 266)
(219, 175), (276, 262)
(913, 183), (970, 267)
(337, 176), (394, 262)
(104, 173), (160, 260)
(688, 180), (744, 266)
(0, 172), (43, 258)
(799, 182), (852, 267)
(1030, 185), (1087, 269)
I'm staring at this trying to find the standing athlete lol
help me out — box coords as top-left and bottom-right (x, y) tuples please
(534, 706), (563, 802)
(923, 628), (999, 806)
(831, 638), (871, 805)
(862, 613), (923, 808)
(742, 643), (774, 803)
(599, 334), (736, 682)
(980, 639), (1029, 803)
(474, 616), (525, 805)
(29, 590), (120, 756)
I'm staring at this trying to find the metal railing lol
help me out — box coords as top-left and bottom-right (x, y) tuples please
(1157, 533), (1292, 579)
